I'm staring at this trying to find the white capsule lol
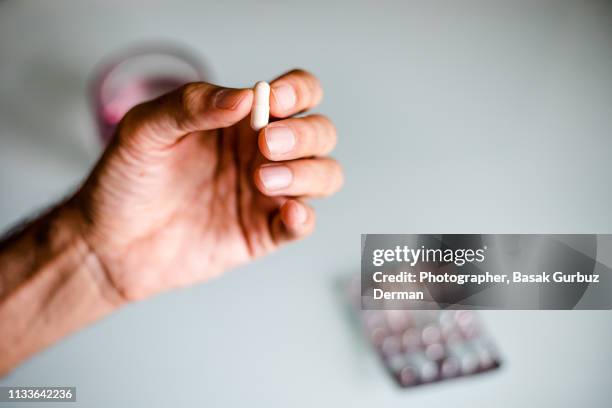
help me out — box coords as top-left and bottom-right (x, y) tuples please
(250, 81), (270, 131)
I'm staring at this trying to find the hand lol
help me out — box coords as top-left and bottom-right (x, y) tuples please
(72, 69), (343, 301)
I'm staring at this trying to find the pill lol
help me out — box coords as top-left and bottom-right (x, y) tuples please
(250, 81), (270, 131)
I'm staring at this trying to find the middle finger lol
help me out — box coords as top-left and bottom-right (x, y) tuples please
(258, 114), (337, 161)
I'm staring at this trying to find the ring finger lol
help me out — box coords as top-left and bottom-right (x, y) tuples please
(254, 158), (344, 198)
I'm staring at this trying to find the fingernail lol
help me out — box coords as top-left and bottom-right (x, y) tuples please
(265, 126), (296, 155)
(272, 84), (297, 111)
(292, 202), (308, 225)
(259, 165), (293, 190)
(214, 89), (246, 109)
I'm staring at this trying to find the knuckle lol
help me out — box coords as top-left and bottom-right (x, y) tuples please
(308, 159), (338, 195)
(179, 83), (203, 114)
(335, 163), (345, 190)
(309, 77), (323, 104)
(305, 78), (322, 104)
(287, 68), (311, 78)
(320, 115), (336, 133)
(176, 82), (212, 127)
(286, 69), (322, 106)
(309, 113), (328, 124)
(326, 159), (344, 192)
(304, 75), (323, 103)
(300, 159), (321, 181)
(309, 114), (336, 153)
(305, 118), (319, 135)
(116, 102), (146, 142)
(327, 124), (338, 151)
(117, 105), (137, 132)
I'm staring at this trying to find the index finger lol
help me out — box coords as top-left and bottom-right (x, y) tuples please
(269, 69), (323, 118)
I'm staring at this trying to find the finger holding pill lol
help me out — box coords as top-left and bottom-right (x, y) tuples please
(269, 69), (323, 118)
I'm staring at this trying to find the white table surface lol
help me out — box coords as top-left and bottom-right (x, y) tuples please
(1, 1), (611, 406)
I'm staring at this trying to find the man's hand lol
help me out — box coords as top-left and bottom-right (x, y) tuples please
(74, 69), (343, 301)
(0, 69), (341, 374)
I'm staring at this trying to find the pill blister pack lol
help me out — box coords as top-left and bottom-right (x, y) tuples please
(347, 278), (501, 388)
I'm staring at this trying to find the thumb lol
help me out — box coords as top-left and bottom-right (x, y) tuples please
(118, 82), (253, 148)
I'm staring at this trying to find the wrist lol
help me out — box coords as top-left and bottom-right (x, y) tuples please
(0, 199), (125, 374)
(57, 198), (128, 309)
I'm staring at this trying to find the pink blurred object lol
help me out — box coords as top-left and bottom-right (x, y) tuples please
(91, 45), (207, 144)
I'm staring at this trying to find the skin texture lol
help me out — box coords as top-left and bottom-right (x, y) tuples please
(0, 69), (343, 374)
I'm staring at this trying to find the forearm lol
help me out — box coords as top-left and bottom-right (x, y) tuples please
(0, 201), (123, 375)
